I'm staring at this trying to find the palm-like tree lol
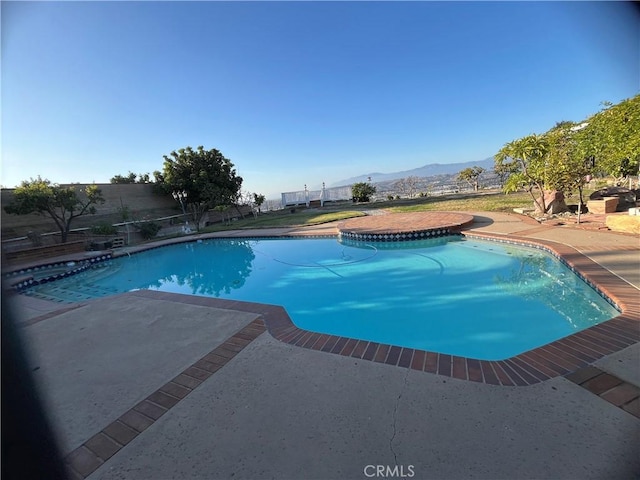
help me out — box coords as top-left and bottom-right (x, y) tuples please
(495, 134), (551, 213)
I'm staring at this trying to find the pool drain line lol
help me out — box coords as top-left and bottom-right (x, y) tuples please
(411, 252), (445, 275)
(313, 262), (345, 278)
(253, 244), (378, 268)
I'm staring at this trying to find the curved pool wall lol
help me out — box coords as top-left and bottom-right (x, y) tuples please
(10, 231), (639, 386)
(337, 211), (475, 242)
(5, 254), (114, 292)
(338, 226), (457, 242)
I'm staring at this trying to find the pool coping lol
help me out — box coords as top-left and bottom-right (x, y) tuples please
(14, 230), (640, 387)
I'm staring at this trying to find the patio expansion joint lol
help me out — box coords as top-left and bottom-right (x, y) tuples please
(389, 367), (410, 466)
(18, 302), (88, 327)
(565, 365), (640, 419)
(62, 317), (266, 479)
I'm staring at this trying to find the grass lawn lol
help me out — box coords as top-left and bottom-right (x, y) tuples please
(201, 210), (366, 232)
(386, 191), (533, 213)
(198, 189), (592, 233)
(378, 190), (592, 214)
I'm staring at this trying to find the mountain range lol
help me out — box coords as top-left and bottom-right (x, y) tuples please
(331, 157), (496, 187)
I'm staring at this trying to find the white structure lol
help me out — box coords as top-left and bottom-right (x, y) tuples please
(281, 184), (353, 207)
(570, 122), (589, 132)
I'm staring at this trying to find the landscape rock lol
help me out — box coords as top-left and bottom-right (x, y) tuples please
(535, 190), (568, 214)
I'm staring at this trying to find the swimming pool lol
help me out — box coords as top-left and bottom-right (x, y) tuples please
(22, 236), (619, 360)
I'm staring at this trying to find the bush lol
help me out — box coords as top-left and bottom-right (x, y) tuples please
(90, 223), (118, 235)
(136, 221), (162, 239)
(352, 182), (376, 202)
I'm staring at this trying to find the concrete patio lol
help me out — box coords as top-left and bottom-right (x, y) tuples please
(5, 211), (639, 479)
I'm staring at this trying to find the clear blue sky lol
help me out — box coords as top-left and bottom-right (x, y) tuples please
(2, 1), (638, 199)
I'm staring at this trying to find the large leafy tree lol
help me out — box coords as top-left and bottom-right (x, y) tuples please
(457, 166), (485, 192)
(4, 177), (105, 242)
(573, 95), (640, 184)
(160, 146), (243, 231)
(544, 123), (593, 209)
(495, 95), (639, 214)
(495, 129), (594, 214)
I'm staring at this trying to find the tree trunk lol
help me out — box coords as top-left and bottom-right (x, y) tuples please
(578, 186), (586, 212)
(189, 204), (204, 232)
(234, 204), (245, 219)
(529, 187), (547, 214)
(59, 217), (75, 243)
(61, 227), (69, 243)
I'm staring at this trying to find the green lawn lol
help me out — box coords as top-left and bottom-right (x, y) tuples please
(379, 189), (590, 214)
(199, 189), (590, 233)
(386, 191), (533, 213)
(201, 209), (366, 232)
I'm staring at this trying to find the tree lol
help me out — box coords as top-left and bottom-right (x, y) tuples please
(394, 176), (421, 198)
(110, 171), (151, 184)
(572, 95), (640, 185)
(152, 170), (164, 183)
(495, 134), (553, 213)
(137, 173), (151, 184)
(351, 182), (376, 202)
(4, 177), (105, 242)
(151, 171), (166, 194)
(160, 146), (243, 231)
(495, 96), (639, 215)
(110, 172), (137, 184)
(253, 193), (266, 213)
(496, 131), (583, 214)
(457, 166), (485, 192)
(493, 161), (517, 190)
(544, 123), (593, 210)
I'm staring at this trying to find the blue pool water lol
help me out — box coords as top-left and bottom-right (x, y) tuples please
(25, 237), (619, 360)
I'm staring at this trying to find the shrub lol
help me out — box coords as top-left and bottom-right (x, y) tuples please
(90, 223), (118, 235)
(352, 182), (376, 202)
(136, 221), (162, 239)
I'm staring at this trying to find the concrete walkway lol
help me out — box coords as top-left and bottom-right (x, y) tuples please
(5, 211), (639, 480)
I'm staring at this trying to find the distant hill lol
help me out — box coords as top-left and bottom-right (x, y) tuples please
(331, 157), (495, 187)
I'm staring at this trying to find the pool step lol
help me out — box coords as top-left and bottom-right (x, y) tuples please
(26, 282), (122, 303)
(22, 262), (125, 303)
